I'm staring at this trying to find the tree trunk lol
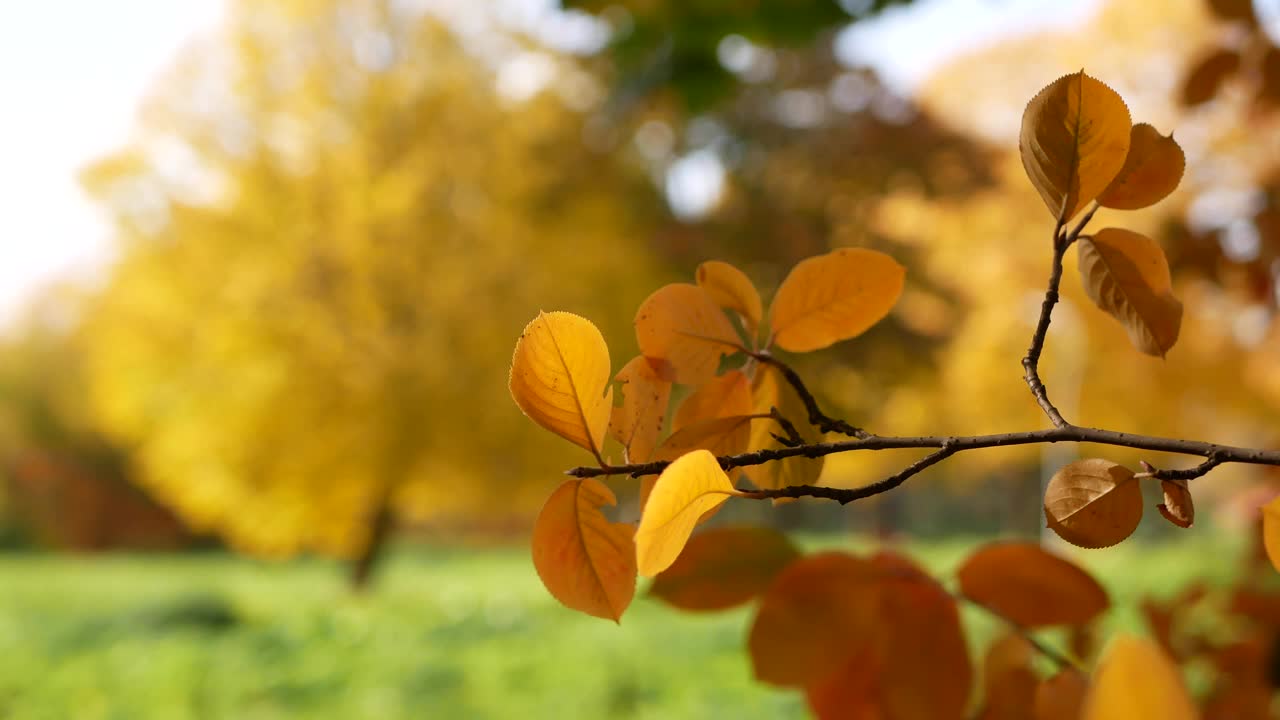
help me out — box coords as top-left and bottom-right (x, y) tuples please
(348, 494), (394, 592)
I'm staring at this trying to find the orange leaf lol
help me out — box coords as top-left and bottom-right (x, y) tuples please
(530, 479), (636, 622)
(654, 414), (755, 463)
(768, 248), (905, 353)
(1020, 71), (1131, 221)
(635, 283), (742, 385)
(803, 553), (970, 720)
(1157, 478), (1194, 529)
(1078, 228), (1182, 357)
(1035, 669), (1088, 720)
(635, 450), (740, 577)
(1098, 123), (1185, 210)
(748, 364), (825, 491)
(1262, 496), (1280, 574)
(608, 356), (672, 464)
(672, 369), (752, 432)
(696, 260), (763, 337)
(749, 552), (882, 686)
(510, 311), (613, 457)
(1044, 458), (1142, 548)
(1081, 635), (1197, 720)
(958, 542), (1109, 627)
(976, 634), (1038, 720)
(649, 526), (799, 611)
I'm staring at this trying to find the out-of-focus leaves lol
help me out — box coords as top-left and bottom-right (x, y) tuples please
(1181, 48), (1240, 107)
(1262, 496), (1280, 574)
(635, 449), (739, 577)
(531, 478), (636, 622)
(1020, 71), (1131, 221)
(976, 634), (1038, 720)
(510, 312), (614, 457)
(1081, 635), (1197, 720)
(609, 356), (673, 464)
(1077, 229), (1182, 357)
(635, 284), (742, 385)
(958, 542), (1109, 627)
(1098, 123), (1185, 210)
(768, 248), (905, 353)
(1035, 669), (1089, 720)
(649, 526), (798, 611)
(1044, 459), (1143, 548)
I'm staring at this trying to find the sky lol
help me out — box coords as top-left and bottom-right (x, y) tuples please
(0, 0), (1099, 327)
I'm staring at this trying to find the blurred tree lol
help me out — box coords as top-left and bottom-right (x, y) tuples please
(83, 0), (666, 585)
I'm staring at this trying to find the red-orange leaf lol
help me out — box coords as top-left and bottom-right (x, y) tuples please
(649, 526), (799, 611)
(1035, 669), (1088, 720)
(958, 542), (1109, 627)
(530, 479), (636, 622)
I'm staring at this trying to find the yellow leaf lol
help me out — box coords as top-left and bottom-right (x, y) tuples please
(509, 311), (613, 457)
(608, 356), (672, 464)
(635, 283), (742, 385)
(672, 369), (752, 432)
(1098, 123), (1185, 210)
(958, 542), (1109, 627)
(1035, 669), (1088, 720)
(748, 365), (824, 491)
(649, 526), (799, 611)
(530, 479), (636, 622)
(696, 260), (764, 338)
(1044, 459), (1142, 548)
(1020, 71), (1131, 221)
(1081, 635), (1198, 720)
(1157, 478), (1194, 529)
(1078, 228), (1182, 357)
(654, 415), (755, 463)
(635, 449), (740, 577)
(768, 248), (905, 353)
(1262, 496), (1280, 574)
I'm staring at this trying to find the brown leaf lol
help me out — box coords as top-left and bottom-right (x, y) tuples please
(608, 356), (672, 464)
(1182, 48), (1240, 107)
(1207, 0), (1255, 23)
(958, 541), (1110, 627)
(530, 479), (636, 622)
(1098, 123), (1185, 210)
(1157, 478), (1195, 528)
(1020, 71), (1131, 221)
(976, 634), (1038, 720)
(1077, 229), (1182, 357)
(1044, 459), (1143, 548)
(649, 526), (799, 611)
(1258, 48), (1280, 106)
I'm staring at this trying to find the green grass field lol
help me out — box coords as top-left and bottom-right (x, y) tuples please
(0, 532), (1249, 719)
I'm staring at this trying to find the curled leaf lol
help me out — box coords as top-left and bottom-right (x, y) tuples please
(1044, 459), (1142, 548)
(768, 247), (905, 353)
(696, 260), (763, 337)
(1020, 71), (1131, 221)
(1157, 478), (1194, 529)
(509, 311), (613, 456)
(531, 479), (637, 622)
(1081, 635), (1197, 720)
(649, 526), (799, 611)
(635, 449), (740, 577)
(958, 542), (1109, 627)
(608, 356), (672, 464)
(1078, 228), (1182, 357)
(1098, 123), (1185, 210)
(672, 370), (752, 432)
(635, 283), (742, 385)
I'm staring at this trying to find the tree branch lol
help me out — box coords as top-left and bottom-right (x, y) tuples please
(751, 351), (873, 439)
(1137, 454), (1223, 481)
(738, 445), (956, 504)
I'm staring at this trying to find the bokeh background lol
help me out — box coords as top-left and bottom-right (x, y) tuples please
(3, 0), (1280, 717)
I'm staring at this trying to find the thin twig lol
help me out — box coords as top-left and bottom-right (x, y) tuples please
(958, 593), (1082, 672)
(751, 351), (873, 439)
(1022, 217), (1072, 429)
(737, 445), (957, 505)
(1137, 454), (1223, 481)
(768, 407), (804, 447)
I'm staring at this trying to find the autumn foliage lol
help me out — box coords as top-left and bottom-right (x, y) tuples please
(510, 71), (1280, 718)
